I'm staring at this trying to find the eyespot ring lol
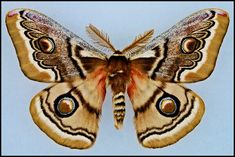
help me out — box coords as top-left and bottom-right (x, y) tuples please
(35, 37), (55, 53)
(156, 95), (180, 117)
(181, 37), (200, 54)
(54, 94), (79, 118)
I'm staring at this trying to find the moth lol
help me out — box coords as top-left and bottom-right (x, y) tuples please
(6, 8), (229, 149)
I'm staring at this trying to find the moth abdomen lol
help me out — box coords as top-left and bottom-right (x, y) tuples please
(112, 92), (126, 129)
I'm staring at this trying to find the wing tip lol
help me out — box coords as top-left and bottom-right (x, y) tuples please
(6, 8), (26, 17)
(211, 8), (229, 17)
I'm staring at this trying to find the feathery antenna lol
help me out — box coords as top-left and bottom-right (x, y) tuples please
(122, 29), (154, 54)
(86, 24), (116, 52)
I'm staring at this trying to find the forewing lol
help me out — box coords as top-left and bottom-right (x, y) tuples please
(130, 8), (229, 83)
(6, 8), (107, 82)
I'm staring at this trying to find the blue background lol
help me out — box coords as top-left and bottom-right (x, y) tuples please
(1, 1), (234, 155)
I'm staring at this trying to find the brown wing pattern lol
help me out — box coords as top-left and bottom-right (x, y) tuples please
(6, 8), (107, 82)
(130, 8), (229, 83)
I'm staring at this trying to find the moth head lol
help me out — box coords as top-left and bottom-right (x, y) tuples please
(113, 50), (123, 55)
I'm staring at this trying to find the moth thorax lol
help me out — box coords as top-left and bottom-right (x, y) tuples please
(107, 55), (130, 84)
(108, 55), (129, 75)
(112, 92), (126, 129)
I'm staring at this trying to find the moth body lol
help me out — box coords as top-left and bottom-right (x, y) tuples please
(107, 52), (130, 129)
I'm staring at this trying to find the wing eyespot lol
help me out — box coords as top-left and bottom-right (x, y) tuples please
(181, 37), (200, 54)
(35, 37), (55, 53)
(156, 96), (180, 117)
(54, 94), (79, 117)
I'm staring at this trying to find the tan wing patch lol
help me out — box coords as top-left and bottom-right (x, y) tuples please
(6, 9), (56, 81)
(30, 68), (107, 149)
(127, 71), (205, 148)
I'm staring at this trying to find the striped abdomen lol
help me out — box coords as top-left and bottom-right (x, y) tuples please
(112, 92), (126, 129)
